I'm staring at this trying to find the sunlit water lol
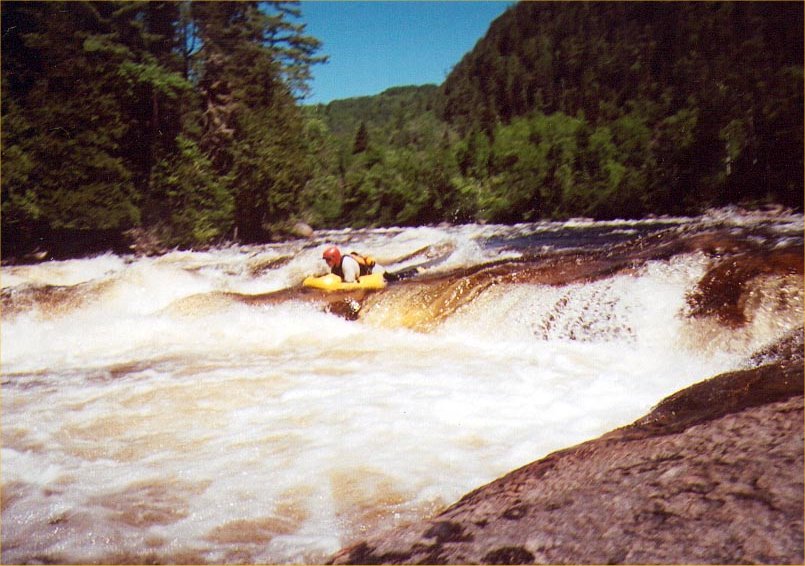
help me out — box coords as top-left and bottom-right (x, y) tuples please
(2, 210), (803, 563)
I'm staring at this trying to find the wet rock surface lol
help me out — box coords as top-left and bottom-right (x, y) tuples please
(330, 336), (804, 565)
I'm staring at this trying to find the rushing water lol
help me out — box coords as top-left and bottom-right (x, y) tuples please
(2, 209), (803, 564)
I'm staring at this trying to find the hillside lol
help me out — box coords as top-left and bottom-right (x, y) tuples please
(301, 2), (802, 230)
(308, 85), (439, 138)
(434, 2), (803, 213)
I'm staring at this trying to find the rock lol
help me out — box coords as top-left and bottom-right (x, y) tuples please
(23, 249), (49, 262)
(292, 222), (314, 239)
(327, 298), (362, 321)
(329, 356), (804, 564)
(123, 227), (167, 257)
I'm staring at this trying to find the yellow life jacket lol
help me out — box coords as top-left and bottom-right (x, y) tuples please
(332, 252), (376, 278)
(347, 252), (376, 276)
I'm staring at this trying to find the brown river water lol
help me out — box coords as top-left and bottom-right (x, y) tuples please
(2, 208), (802, 563)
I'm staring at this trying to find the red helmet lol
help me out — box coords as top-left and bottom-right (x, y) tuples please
(322, 246), (341, 266)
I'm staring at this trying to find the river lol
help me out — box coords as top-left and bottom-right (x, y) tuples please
(2, 208), (802, 564)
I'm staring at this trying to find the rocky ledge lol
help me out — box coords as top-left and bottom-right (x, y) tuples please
(330, 332), (804, 564)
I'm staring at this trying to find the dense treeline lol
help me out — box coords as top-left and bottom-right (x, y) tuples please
(436, 2), (804, 220)
(306, 2), (803, 227)
(302, 85), (460, 226)
(2, 2), (803, 259)
(2, 0), (324, 257)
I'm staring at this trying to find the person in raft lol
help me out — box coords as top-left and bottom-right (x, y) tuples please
(322, 246), (386, 283)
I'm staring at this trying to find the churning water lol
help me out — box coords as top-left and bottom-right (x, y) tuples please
(2, 209), (802, 563)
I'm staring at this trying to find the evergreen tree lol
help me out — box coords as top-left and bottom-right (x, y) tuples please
(262, 1), (328, 99)
(191, 1), (319, 241)
(1, 0), (327, 257)
(352, 121), (369, 154)
(2, 2), (145, 248)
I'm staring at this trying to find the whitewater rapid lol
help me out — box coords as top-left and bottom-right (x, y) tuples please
(2, 210), (802, 563)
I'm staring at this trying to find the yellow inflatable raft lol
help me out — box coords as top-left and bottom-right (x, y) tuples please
(302, 272), (387, 292)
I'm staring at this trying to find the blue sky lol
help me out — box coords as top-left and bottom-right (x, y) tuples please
(298, 1), (514, 104)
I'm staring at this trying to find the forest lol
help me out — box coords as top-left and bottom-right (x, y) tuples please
(2, 1), (803, 259)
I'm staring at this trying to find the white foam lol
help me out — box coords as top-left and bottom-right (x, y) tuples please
(2, 215), (802, 564)
(1, 253), (128, 289)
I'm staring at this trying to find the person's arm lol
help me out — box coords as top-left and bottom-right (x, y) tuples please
(341, 256), (361, 282)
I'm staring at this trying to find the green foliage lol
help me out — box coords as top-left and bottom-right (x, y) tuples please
(302, 85), (461, 227)
(482, 112), (585, 221)
(148, 136), (233, 247)
(1, 97), (40, 226)
(317, 85), (438, 137)
(301, 2), (801, 228)
(229, 101), (311, 239)
(189, 0), (317, 241)
(1, 0), (326, 257)
(352, 122), (369, 154)
(1, 2), (140, 234)
(117, 60), (191, 99)
(437, 1), (803, 216)
(297, 115), (344, 225)
(2, 1), (801, 259)
(260, 0), (328, 99)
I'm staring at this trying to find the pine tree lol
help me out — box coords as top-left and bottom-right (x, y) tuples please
(352, 121), (369, 154)
(191, 1), (324, 242)
(262, 1), (328, 99)
(1, 0), (327, 255)
(1, 2), (141, 241)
